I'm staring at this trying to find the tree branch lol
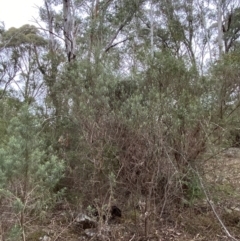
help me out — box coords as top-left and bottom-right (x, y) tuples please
(105, 37), (129, 52)
(104, 12), (133, 53)
(193, 166), (239, 241)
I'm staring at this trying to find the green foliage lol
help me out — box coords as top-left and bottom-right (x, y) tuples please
(6, 224), (22, 241)
(0, 92), (22, 146)
(1, 25), (47, 48)
(0, 104), (65, 216)
(182, 174), (203, 204)
(2, 2), (240, 239)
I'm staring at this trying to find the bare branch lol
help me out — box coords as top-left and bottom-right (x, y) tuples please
(194, 166), (239, 241)
(105, 37), (129, 52)
(104, 11), (134, 53)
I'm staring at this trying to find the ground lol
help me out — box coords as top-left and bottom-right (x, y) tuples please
(25, 148), (240, 241)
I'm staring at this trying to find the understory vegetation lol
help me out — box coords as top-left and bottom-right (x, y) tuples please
(1, 0), (240, 240)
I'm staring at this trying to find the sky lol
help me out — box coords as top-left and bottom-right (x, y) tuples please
(0, 0), (43, 29)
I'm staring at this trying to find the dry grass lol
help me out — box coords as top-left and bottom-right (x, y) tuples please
(2, 148), (240, 241)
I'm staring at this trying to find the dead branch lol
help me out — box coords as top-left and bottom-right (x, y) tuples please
(195, 168), (239, 241)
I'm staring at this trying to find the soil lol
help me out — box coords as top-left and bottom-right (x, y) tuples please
(9, 148), (240, 241)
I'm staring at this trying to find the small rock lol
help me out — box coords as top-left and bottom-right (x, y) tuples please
(84, 228), (97, 237)
(75, 213), (97, 229)
(40, 235), (51, 241)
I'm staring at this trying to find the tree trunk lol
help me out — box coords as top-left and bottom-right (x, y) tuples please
(217, 0), (223, 57)
(63, 0), (76, 62)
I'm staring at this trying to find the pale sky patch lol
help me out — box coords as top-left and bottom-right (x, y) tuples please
(0, 0), (43, 29)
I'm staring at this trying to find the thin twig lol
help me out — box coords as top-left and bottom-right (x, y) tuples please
(194, 168), (239, 241)
(129, 233), (135, 241)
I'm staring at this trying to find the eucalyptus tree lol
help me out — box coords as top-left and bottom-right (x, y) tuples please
(0, 24), (19, 99)
(32, 0), (230, 207)
(204, 0), (240, 125)
(34, 0), (149, 121)
(223, 6), (240, 52)
(0, 25), (47, 103)
(207, 0), (240, 57)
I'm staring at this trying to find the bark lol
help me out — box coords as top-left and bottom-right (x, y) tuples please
(45, 0), (55, 52)
(217, 0), (223, 57)
(150, 1), (154, 58)
(63, 0), (76, 62)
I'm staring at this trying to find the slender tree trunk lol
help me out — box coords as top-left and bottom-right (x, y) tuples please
(217, 0), (223, 57)
(63, 0), (76, 62)
(44, 0), (55, 52)
(150, 0), (154, 58)
(200, 0), (212, 63)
